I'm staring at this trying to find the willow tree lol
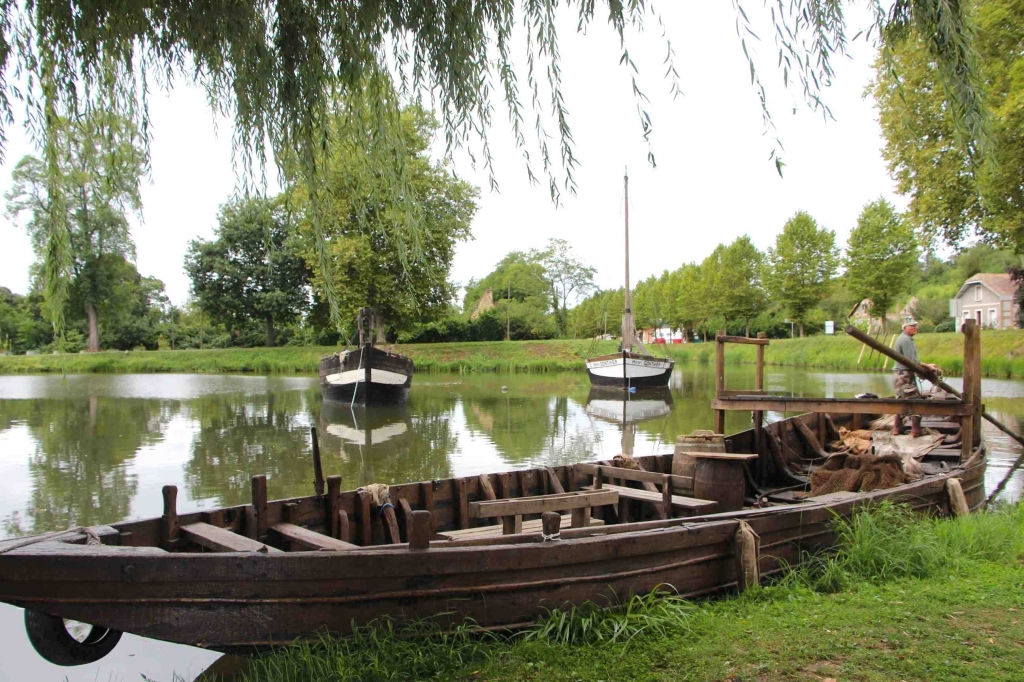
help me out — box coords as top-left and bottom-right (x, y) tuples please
(0, 0), (991, 338)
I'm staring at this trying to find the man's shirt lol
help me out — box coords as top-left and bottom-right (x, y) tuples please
(893, 332), (918, 371)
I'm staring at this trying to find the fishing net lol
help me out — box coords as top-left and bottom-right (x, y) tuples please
(806, 453), (909, 497)
(612, 454), (641, 470)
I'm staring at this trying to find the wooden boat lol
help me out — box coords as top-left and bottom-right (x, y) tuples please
(586, 172), (674, 389)
(0, 328), (989, 667)
(319, 308), (413, 405)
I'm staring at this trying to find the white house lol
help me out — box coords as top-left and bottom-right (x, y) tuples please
(949, 273), (1020, 329)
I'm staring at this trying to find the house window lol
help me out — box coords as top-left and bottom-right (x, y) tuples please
(989, 308), (998, 328)
(975, 285), (983, 301)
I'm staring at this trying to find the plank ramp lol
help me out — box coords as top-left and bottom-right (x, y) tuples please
(585, 484), (718, 513)
(181, 522), (282, 553)
(270, 523), (358, 551)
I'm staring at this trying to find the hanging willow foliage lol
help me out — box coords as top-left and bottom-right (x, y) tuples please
(0, 0), (987, 335)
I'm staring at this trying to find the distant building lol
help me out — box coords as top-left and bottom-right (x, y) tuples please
(949, 273), (1020, 329)
(469, 288), (494, 320)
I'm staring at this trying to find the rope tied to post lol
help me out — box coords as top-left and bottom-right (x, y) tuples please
(541, 531), (560, 542)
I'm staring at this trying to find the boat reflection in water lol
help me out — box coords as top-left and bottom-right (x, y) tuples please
(585, 387), (673, 457)
(318, 401), (414, 487)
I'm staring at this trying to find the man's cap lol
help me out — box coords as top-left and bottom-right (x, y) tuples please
(902, 319), (919, 329)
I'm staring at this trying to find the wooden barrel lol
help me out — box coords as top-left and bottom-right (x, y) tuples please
(694, 459), (746, 512)
(673, 430), (725, 480)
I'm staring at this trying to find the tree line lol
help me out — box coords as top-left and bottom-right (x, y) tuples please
(1, 106), (477, 353)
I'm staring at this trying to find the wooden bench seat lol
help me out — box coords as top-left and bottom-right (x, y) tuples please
(583, 484), (718, 514)
(269, 522), (358, 551)
(469, 489), (618, 535)
(437, 514), (604, 541)
(181, 522), (283, 553)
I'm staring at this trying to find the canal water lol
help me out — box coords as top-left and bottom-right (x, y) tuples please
(1, 366), (1021, 681)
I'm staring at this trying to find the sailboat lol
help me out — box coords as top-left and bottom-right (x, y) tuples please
(586, 172), (674, 389)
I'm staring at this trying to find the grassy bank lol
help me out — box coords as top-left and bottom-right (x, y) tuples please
(2, 331), (1024, 377)
(226, 502), (1024, 682)
(0, 339), (621, 375)
(665, 328), (1024, 379)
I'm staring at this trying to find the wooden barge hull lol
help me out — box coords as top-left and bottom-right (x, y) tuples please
(0, 429), (986, 654)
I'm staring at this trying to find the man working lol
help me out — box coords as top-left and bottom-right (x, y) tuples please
(892, 319), (938, 438)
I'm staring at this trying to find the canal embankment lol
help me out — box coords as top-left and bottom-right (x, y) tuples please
(231, 502), (1024, 681)
(2, 331), (1024, 377)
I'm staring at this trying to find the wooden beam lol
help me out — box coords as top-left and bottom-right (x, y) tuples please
(962, 319), (978, 460)
(421, 481), (435, 534)
(469, 490), (618, 519)
(546, 468), (566, 494)
(357, 490), (372, 546)
(717, 389), (768, 398)
(398, 498), (414, 541)
(502, 514), (523, 535)
(674, 451), (758, 461)
(575, 463), (693, 487)
(381, 505), (402, 544)
(715, 330), (726, 434)
(269, 523), (357, 551)
(454, 477), (470, 530)
(337, 509), (350, 544)
(478, 474), (499, 526)
(716, 334), (771, 346)
(712, 397), (971, 416)
(183, 522), (282, 553)
(794, 418), (828, 459)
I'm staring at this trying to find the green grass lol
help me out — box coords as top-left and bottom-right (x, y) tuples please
(0, 340), (622, 375)
(4, 330), (1024, 377)
(665, 329), (1024, 378)
(225, 502), (1024, 682)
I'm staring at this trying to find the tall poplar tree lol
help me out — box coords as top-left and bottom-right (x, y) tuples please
(764, 212), (839, 336)
(845, 199), (919, 329)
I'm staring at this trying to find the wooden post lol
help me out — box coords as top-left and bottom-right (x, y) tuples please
(357, 489), (372, 546)
(754, 333), (766, 467)
(327, 475), (342, 539)
(478, 474), (499, 526)
(594, 466), (603, 490)
(283, 502), (298, 524)
(715, 331), (726, 434)
(310, 426), (325, 497)
(398, 498), (414, 541)
(961, 320), (978, 461)
(251, 475), (268, 540)
(541, 511), (561, 540)
(546, 468), (566, 494)
(381, 505), (401, 544)
(570, 506), (591, 528)
(454, 477), (469, 530)
(661, 474), (673, 519)
(409, 511), (432, 549)
(497, 472), (511, 498)
(421, 481), (435, 534)
(968, 322), (982, 447)
(337, 510), (350, 543)
(161, 485), (179, 548)
(502, 514), (523, 535)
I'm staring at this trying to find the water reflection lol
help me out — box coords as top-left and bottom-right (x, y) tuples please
(0, 368), (1022, 542)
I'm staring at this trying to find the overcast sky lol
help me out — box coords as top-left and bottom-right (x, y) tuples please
(0, 3), (903, 308)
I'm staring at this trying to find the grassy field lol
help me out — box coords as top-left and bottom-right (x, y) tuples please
(221, 502), (1024, 682)
(664, 329), (1024, 379)
(0, 339), (621, 375)
(2, 330), (1024, 377)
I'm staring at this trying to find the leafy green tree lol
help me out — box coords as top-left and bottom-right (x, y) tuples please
(297, 107), (477, 340)
(186, 196), (310, 347)
(534, 238), (596, 336)
(845, 199), (919, 329)
(764, 212), (840, 336)
(872, 0), (1024, 249)
(5, 111), (147, 351)
(718, 236), (767, 336)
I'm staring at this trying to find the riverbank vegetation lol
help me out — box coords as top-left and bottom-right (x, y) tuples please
(224, 502), (1024, 682)
(4, 331), (1024, 378)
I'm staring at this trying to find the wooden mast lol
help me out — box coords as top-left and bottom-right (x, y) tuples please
(622, 170), (635, 352)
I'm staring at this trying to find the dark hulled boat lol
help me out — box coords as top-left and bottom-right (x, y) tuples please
(319, 308), (413, 405)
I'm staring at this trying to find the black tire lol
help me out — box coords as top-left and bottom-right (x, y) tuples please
(23, 609), (122, 666)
